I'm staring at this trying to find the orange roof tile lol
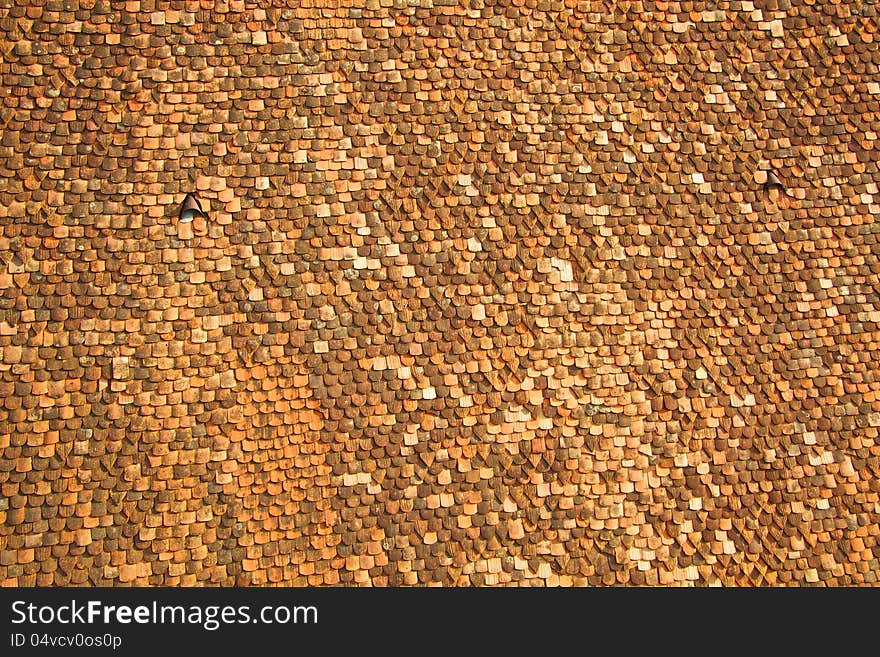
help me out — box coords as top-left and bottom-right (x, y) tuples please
(1, 0), (880, 587)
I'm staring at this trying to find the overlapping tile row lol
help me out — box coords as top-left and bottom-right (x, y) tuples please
(1, 0), (879, 586)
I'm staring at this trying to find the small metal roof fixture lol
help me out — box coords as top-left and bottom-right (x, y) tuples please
(179, 192), (207, 223)
(754, 167), (784, 191)
(758, 168), (790, 212)
(763, 170), (784, 192)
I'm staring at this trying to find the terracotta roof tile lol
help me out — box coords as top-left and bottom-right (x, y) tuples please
(1, 0), (879, 587)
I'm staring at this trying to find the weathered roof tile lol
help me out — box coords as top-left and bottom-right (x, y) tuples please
(1, 0), (879, 587)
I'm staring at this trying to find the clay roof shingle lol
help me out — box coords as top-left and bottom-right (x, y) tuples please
(1, 0), (879, 587)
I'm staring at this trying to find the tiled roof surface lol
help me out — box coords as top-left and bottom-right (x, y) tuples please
(2, 0), (880, 586)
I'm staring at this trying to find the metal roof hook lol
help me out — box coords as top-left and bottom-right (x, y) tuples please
(758, 169), (790, 212)
(763, 170), (784, 192)
(755, 168), (784, 192)
(179, 192), (207, 222)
